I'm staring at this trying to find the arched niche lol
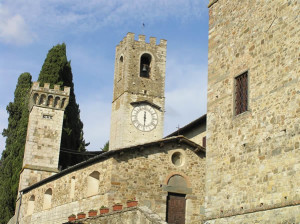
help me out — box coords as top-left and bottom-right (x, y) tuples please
(140, 53), (152, 78)
(54, 97), (60, 108)
(70, 176), (75, 199)
(32, 93), (39, 105)
(39, 94), (46, 105)
(27, 195), (35, 215)
(87, 171), (100, 197)
(61, 98), (66, 109)
(43, 188), (52, 210)
(163, 174), (192, 195)
(47, 95), (54, 107)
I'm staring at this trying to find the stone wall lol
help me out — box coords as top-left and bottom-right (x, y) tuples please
(19, 159), (113, 224)
(69, 206), (167, 224)
(18, 139), (205, 224)
(206, 0), (299, 222)
(205, 204), (300, 224)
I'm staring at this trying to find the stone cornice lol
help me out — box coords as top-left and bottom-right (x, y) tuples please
(208, 0), (219, 8)
(205, 200), (300, 221)
(20, 164), (59, 174)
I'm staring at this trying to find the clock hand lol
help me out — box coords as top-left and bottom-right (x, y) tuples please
(144, 111), (146, 126)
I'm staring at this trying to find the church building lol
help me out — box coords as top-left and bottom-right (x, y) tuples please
(10, 0), (300, 223)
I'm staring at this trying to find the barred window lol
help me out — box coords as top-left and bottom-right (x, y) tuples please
(235, 72), (248, 115)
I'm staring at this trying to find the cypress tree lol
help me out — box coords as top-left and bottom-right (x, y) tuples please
(38, 43), (86, 153)
(0, 73), (32, 224)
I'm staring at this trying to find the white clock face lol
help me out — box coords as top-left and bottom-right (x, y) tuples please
(131, 104), (158, 132)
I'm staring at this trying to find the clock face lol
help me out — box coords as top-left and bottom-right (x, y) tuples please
(131, 104), (158, 132)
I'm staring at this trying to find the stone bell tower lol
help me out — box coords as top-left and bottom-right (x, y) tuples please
(109, 33), (167, 150)
(18, 82), (70, 191)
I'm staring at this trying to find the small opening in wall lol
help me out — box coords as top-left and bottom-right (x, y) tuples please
(140, 53), (151, 78)
(171, 152), (184, 166)
(235, 71), (248, 115)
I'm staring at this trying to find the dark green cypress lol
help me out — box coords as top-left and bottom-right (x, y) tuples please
(0, 73), (32, 224)
(38, 43), (86, 153)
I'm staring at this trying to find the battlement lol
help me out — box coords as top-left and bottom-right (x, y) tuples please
(117, 32), (167, 50)
(29, 82), (70, 111)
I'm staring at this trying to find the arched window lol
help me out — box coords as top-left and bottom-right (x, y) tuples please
(27, 195), (35, 215)
(43, 188), (52, 210)
(140, 53), (151, 78)
(54, 97), (60, 108)
(118, 56), (124, 81)
(87, 171), (100, 197)
(70, 176), (75, 199)
(47, 95), (54, 107)
(39, 94), (46, 105)
(61, 98), (66, 109)
(33, 93), (39, 104)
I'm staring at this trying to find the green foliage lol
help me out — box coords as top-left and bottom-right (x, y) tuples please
(0, 73), (32, 224)
(102, 141), (109, 152)
(38, 43), (86, 153)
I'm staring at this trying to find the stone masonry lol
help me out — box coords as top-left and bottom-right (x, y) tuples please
(206, 0), (299, 223)
(110, 33), (167, 150)
(18, 137), (205, 224)
(68, 206), (168, 224)
(19, 82), (70, 191)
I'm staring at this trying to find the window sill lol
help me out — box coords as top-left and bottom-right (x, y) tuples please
(233, 110), (252, 120)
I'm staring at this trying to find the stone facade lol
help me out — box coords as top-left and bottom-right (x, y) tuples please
(206, 0), (299, 223)
(110, 33), (167, 150)
(18, 137), (205, 224)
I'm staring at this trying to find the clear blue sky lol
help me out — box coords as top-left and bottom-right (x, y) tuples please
(0, 0), (209, 153)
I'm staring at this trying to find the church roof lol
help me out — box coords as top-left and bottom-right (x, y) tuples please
(166, 114), (206, 138)
(20, 136), (204, 194)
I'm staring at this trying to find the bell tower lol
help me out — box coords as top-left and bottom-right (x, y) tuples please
(109, 33), (167, 150)
(18, 82), (70, 191)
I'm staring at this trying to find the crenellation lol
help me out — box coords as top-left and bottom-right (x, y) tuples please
(159, 39), (167, 47)
(149, 37), (156, 45)
(29, 82), (70, 111)
(54, 84), (60, 90)
(138, 34), (146, 42)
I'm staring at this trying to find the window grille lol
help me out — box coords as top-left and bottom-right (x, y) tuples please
(235, 72), (248, 115)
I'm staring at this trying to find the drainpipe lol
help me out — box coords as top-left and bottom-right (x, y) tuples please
(15, 191), (23, 224)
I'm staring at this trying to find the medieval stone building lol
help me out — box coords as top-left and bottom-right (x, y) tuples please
(9, 0), (299, 223)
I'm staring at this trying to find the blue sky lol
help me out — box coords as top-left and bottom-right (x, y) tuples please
(0, 0), (209, 153)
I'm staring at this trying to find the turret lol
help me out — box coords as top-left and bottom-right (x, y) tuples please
(19, 82), (70, 191)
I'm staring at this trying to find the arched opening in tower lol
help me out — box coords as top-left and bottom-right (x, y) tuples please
(140, 53), (151, 78)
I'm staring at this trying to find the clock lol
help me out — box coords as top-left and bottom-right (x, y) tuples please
(131, 103), (158, 132)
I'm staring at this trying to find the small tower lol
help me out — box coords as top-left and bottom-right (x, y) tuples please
(18, 82), (70, 191)
(109, 33), (167, 150)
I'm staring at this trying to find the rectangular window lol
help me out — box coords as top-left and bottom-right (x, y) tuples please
(235, 72), (248, 115)
(202, 136), (206, 148)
